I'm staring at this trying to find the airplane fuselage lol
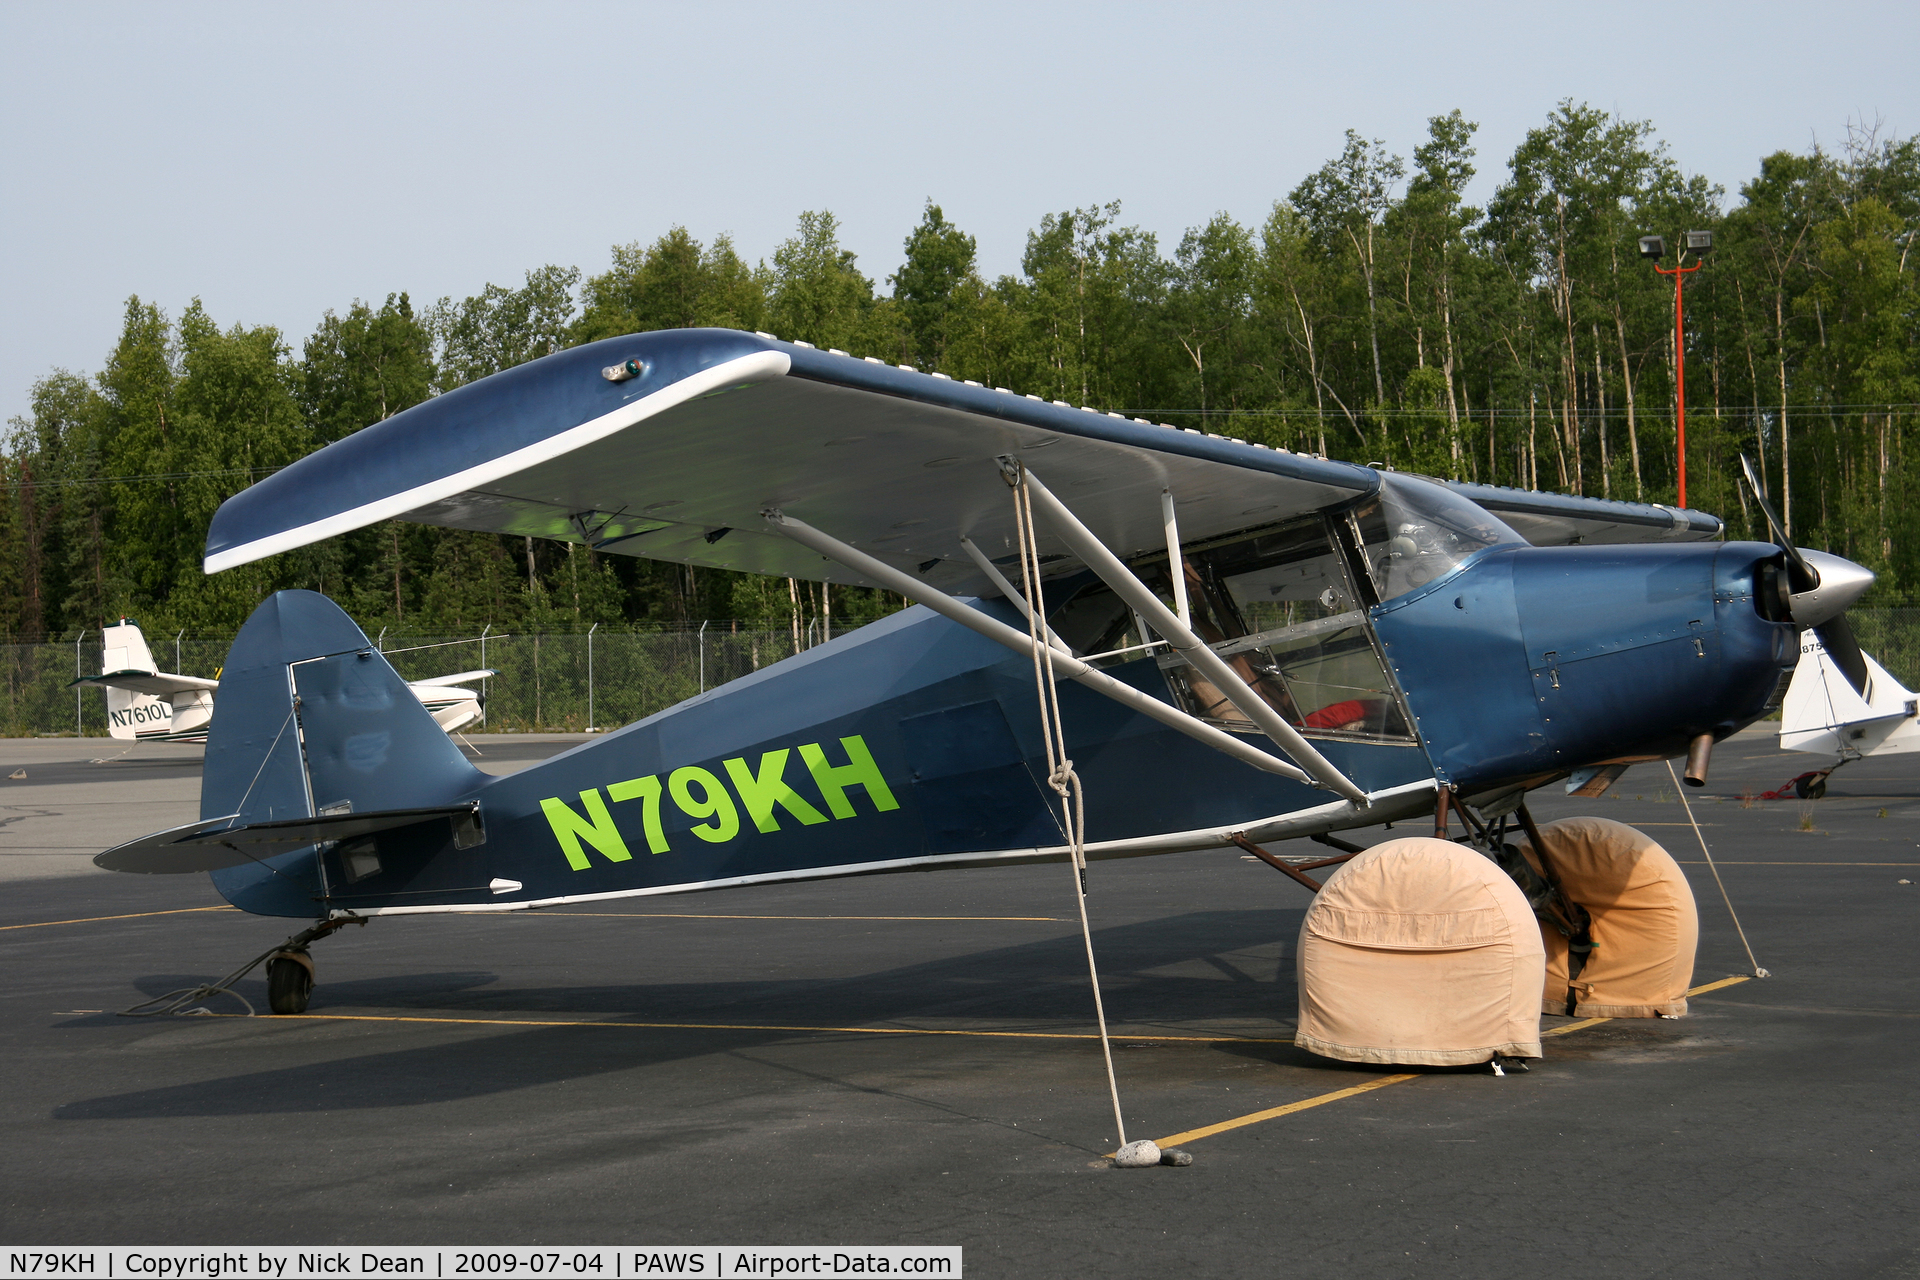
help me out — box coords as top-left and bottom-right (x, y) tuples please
(207, 536), (1798, 919)
(1380, 539), (1797, 786)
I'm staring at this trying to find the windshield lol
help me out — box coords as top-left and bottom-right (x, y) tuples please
(1355, 474), (1525, 600)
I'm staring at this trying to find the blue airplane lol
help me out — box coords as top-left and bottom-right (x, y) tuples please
(96, 329), (1873, 1015)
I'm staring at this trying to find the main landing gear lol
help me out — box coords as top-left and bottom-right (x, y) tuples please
(122, 913), (365, 1018)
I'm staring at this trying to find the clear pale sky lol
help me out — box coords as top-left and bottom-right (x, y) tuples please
(3, 0), (1914, 422)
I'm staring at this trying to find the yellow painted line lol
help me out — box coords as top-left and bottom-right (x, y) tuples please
(1144, 974), (1758, 1153)
(1149, 1074), (1422, 1149)
(256, 1011), (1289, 1043)
(0, 905), (234, 931)
(1541, 1016), (1613, 1038)
(1678, 861), (1920, 866)
(1540, 975), (1750, 1038)
(516, 912), (1066, 922)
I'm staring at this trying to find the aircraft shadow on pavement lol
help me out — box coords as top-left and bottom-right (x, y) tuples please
(58, 908), (1310, 1120)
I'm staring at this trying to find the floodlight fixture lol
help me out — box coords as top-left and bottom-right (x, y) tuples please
(1638, 235), (1666, 260)
(1684, 229), (1714, 254)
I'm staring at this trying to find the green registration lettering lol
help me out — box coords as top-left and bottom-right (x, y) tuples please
(540, 789), (633, 870)
(797, 735), (900, 819)
(607, 773), (671, 853)
(669, 765), (741, 843)
(723, 749), (829, 833)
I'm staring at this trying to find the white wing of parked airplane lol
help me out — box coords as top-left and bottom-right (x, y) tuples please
(408, 670), (495, 687)
(74, 671), (221, 696)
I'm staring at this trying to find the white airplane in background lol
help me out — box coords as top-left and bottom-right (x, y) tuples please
(74, 618), (494, 743)
(1769, 630), (1920, 796)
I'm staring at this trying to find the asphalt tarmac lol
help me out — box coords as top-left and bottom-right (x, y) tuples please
(2, 728), (1916, 1277)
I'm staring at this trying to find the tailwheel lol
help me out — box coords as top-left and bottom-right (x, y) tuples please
(265, 949), (316, 1015)
(121, 913), (362, 1019)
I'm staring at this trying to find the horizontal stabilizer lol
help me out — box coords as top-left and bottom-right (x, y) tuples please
(96, 803), (481, 874)
(70, 669), (220, 695)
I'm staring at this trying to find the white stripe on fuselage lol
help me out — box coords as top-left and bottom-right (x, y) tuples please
(325, 779), (1439, 917)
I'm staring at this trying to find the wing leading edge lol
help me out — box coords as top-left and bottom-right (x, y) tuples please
(1443, 481), (1722, 547)
(204, 329), (1380, 595)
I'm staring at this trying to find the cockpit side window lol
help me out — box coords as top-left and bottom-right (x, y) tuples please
(1048, 576), (1135, 659)
(1141, 516), (1415, 742)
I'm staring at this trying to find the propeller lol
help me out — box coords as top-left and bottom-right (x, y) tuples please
(1739, 454), (1873, 696)
(1739, 456), (1817, 592)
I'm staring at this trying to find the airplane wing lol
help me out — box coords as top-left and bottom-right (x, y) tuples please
(204, 329), (1380, 595)
(70, 670), (221, 695)
(1441, 482), (1722, 547)
(408, 670), (497, 688)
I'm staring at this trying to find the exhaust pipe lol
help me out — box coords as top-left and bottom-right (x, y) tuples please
(1684, 733), (1714, 787)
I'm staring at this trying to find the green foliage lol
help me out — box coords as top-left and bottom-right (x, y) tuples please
(1169, 214), (1259, 421)
(4, 370), (99, 636)
(575, 228), (764, 341)
(890, 202), (978, 370)
(302, 293), (434, 442)
(1019, 202), (1171, 409)
(767, 211), (881, 353)
(430, 265), (581, 389)
(5, 102), (1919, 647)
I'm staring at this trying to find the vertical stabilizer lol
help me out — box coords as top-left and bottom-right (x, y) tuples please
(1781, 633), (1920, 757)
(205, 591), (487, 917)
(100, 619), (161, 741)
(103, 618), (158, 674)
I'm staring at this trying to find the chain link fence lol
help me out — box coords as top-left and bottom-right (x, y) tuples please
(1838, 610), (1920, 689)
(0, 622), (836, 737)
(10, 609), (1920, 738)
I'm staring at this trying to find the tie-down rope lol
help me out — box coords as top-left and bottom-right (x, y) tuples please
(120, 915), (366, 1017)
(1006, 461), (1131, 1151)
(1666, 759), (1770, 978)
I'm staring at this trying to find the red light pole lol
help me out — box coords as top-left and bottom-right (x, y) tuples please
(1639, 231), (1713, 510)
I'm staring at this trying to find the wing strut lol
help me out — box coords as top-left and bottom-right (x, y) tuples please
(1014, 462), (1368, 806)
(762, 511), (1317, 787)
(1161, 488), (1192, 628)
(957, 535), (1071, 654)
